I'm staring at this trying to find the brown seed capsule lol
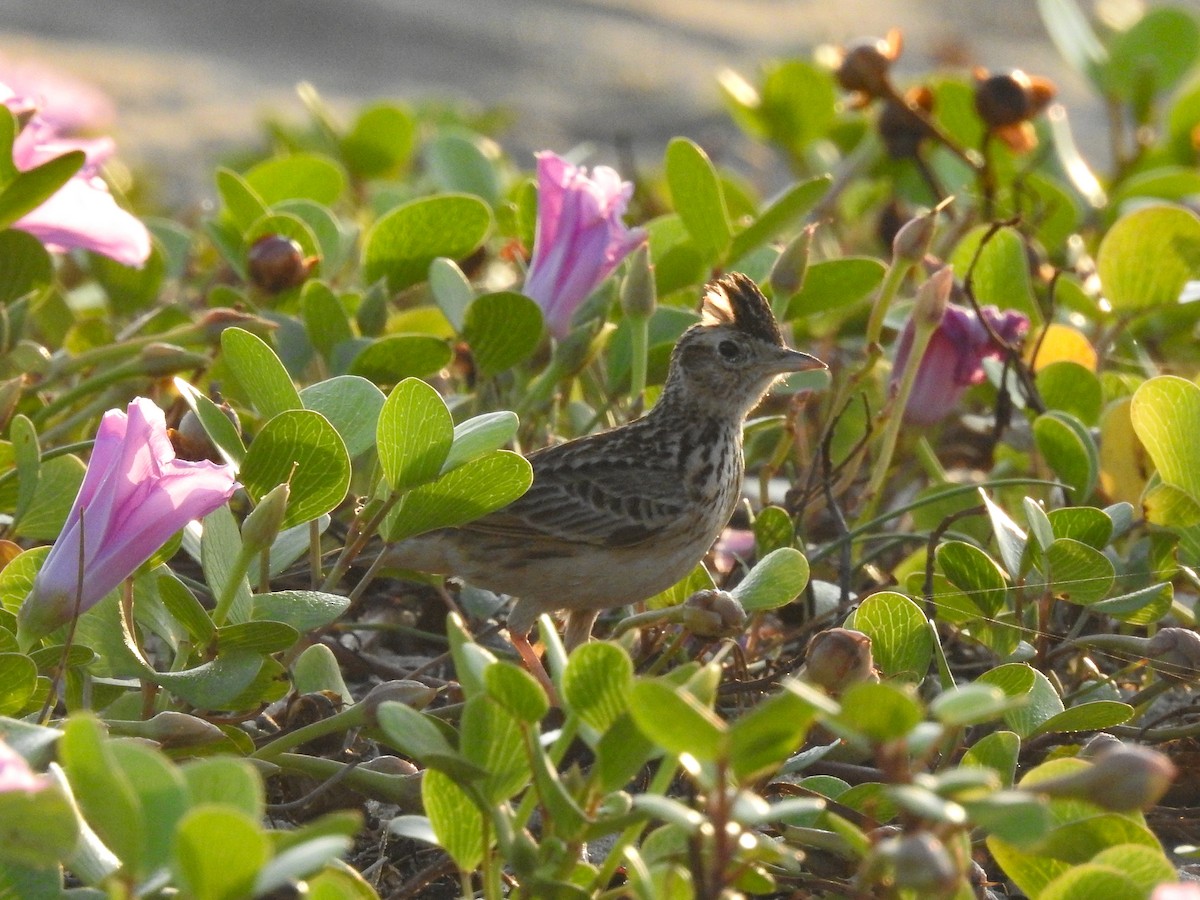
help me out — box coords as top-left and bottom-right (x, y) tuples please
(804, 627), (875, 693)
(878, 87), (935, 160)
(682, 589), (748, 638)
(835, 29), (903, 103)
(974, 68), (1057, 129)
(246, 234), (314, 293)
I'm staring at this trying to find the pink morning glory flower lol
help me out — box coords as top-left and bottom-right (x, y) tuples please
(524, 151), (647, 338)
(0, 741), (49, 795)
(18, 398), (239, 644)
(2, 81), (151, 267)
(892, 302), (1028, 425)
(0, 55), (114, 135)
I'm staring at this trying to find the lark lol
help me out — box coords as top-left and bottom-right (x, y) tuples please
(383, 273), (824, 677)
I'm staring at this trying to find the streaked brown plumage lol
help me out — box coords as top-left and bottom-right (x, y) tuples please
(384, 272), (824, 664)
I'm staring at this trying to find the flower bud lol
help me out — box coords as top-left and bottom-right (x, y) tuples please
(247, 234), (315, 293)
(888, 833), (960, 897)
(360, 755), (419, 776)
(682, 589), (748, 638)
(360, 680), (440, 728)
(241, 482), (290, 556)
(1146, 627), (1200, 681)
(804, 627), (874, 693)
(769, 226), (815, 301)
(891, 203), (946, 265)
(913, 266), (954, 328)
(1028, 743), (1176, 811)
(197, 308), (277, 342)
(108, 711), (226, 748)
(620, 244), (656, 321)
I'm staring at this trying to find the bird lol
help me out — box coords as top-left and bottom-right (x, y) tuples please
(382, 272), (825, 682)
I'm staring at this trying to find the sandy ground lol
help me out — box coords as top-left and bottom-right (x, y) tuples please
(0, 0), (1143, 208)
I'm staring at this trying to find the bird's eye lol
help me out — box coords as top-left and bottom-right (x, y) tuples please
(717, 339), (741, 360)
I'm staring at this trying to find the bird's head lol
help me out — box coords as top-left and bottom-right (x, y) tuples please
(663, 273), (825, 418)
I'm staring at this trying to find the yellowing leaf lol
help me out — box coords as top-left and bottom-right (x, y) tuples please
(1027, 323), (1097, 372)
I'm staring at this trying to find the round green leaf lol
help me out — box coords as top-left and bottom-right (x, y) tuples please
(251, 591), (350, 633)
(930, 682), (1013, 726)
(460, 695), (529, 803)
(730, 547), (809, 611)
(0, 783), (78, 869)
(980, 664), (1063, 739)
(0, 228), (52, 303)
(1031, 700), (1132, 737)
(172, 806), (269, 900)
(377, 377), (454, 492)
(348, 334), (453, 384)
(759, 59), (837, 150)
(239, 409), (351, 530)
(341, 102), (415, 179)
(628, 679), (726, 761)
(0, 653), (38, 715)
(752, 506), (795, 556)
(10, 455), (85, 542)
(462, 291), (544, 376)
(1130, 375), (1200, 525)
(936, 541), (1009, 616)
(950, 225), (1039, 321)
(846, 591), (932, 682)
(299, 375), (386, 459)
(244, 153), (346, 206)
(220, 327), (303, 420)
(383, 450), (532, 542)
(1038, 864), (1142, 900)
(1045, 538), (1115, 605)
(1046, 506), (1114, 549)
(1037, 361), (1102, 426)
(423, 133), (502, 205)
(1098, 205), (1200, 311)
(1033, 411), (1098, 502)
(835, 681), (923, 743)
(485, 660), (549, 723)
(422, 769), (485, 871)
(275, 199), (346, 271)
(1104, 7), (1200, 100)
(363, 194), (492, 292)
(561, 641), (633, 734)
(443, 411), (519, 474)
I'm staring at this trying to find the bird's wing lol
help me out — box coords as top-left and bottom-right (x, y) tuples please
(461, 430), (687, 548)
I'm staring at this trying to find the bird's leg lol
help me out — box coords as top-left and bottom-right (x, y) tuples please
(563, 609), (600, 652)
(508, 627), (558, 704)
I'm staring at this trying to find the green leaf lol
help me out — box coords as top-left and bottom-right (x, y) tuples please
(962, 730), (1021, 786)
(1047, 506), (1113, 549)
(340, 102), (415, 179)
(152, 653), (264, 709)
(786, 258), (886, 318)
(1130, 375), (1200, 528)
(428, 257), (474, 332)
(485, 660), (549, 723)
(239, 409), (351, 530)
(759, 59), (838, 150)
(1037, 361), (1103, 426)
(645, 562), (715, 610)
(929, 682), (1014, 726)
(1089, 582), (1173, 624)
(244, 153), (346, 206)
(628, 679), (726, 761)
(0, 229), (52, 303)
(109, 740), (190, 875)
(1034, 411), (1098, 502)
(251, 591), (350, 633)
(980, 664), (1063, 739)
(845, 591), (932, 681)
(0, 150), (85, 231)
(299, 375), (386, 459)
(377, 378), (454, 492)
(214, 167), (266, 234)
(463, 291), (543, 376)
(1031, 700), (1133, 736)
(835, 681), (923, 743)
(752, 506), (794, 556)
(184, 757), (264, 820)
(981, 490), (1029, 578)
(730, 548), (809, 611)
(665, 137), (732, 261)
(363, 194), (492, 292)
(348, 334), (453, 384)
(0, 653), (38, 715)
(373, 701), (458, 764)
(383, 450), (532, 542)
(460, 694), (529, 802)
(728, 175), (829, 264)
(1097, 205), (1200, 311)
(0, 781), (77, 869)
(9, 454), (85, 542)
(422, 769), (485, 871)
(561, 641), (633, 734)
(300, 282), (354, 363)
(950, 225), (1039, 321)
(1104, 7), (1200, 101)
(217, 621), (299, 655)
(423, 133), (502, 205)
(9, 415), (39, 533)
(728, 688), (817, 782)
(172, 806), (269, 900)
(220, 327), (303, 420)
(443, 411), (519, 474)
(1045, 538), (1115, 605)
(936, 541), (1008, 616)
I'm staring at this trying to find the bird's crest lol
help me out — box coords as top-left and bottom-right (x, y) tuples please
(700, 273), (784, 346)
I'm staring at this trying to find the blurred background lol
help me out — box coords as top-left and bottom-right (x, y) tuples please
(0, 0), (1135, 207)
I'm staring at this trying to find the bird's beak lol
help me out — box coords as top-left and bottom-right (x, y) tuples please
(767, 347), (827, 375)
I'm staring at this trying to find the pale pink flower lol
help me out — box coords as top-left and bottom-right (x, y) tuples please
(524, 151), (646, 338)
(0, 741), (49, 795)
(0, 56), (114, 134)
(18, 398), (239, 644)
(2, 82), (150, 267)
(1151, 886), (1200, 900)
(892, 303), (1028, 425)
